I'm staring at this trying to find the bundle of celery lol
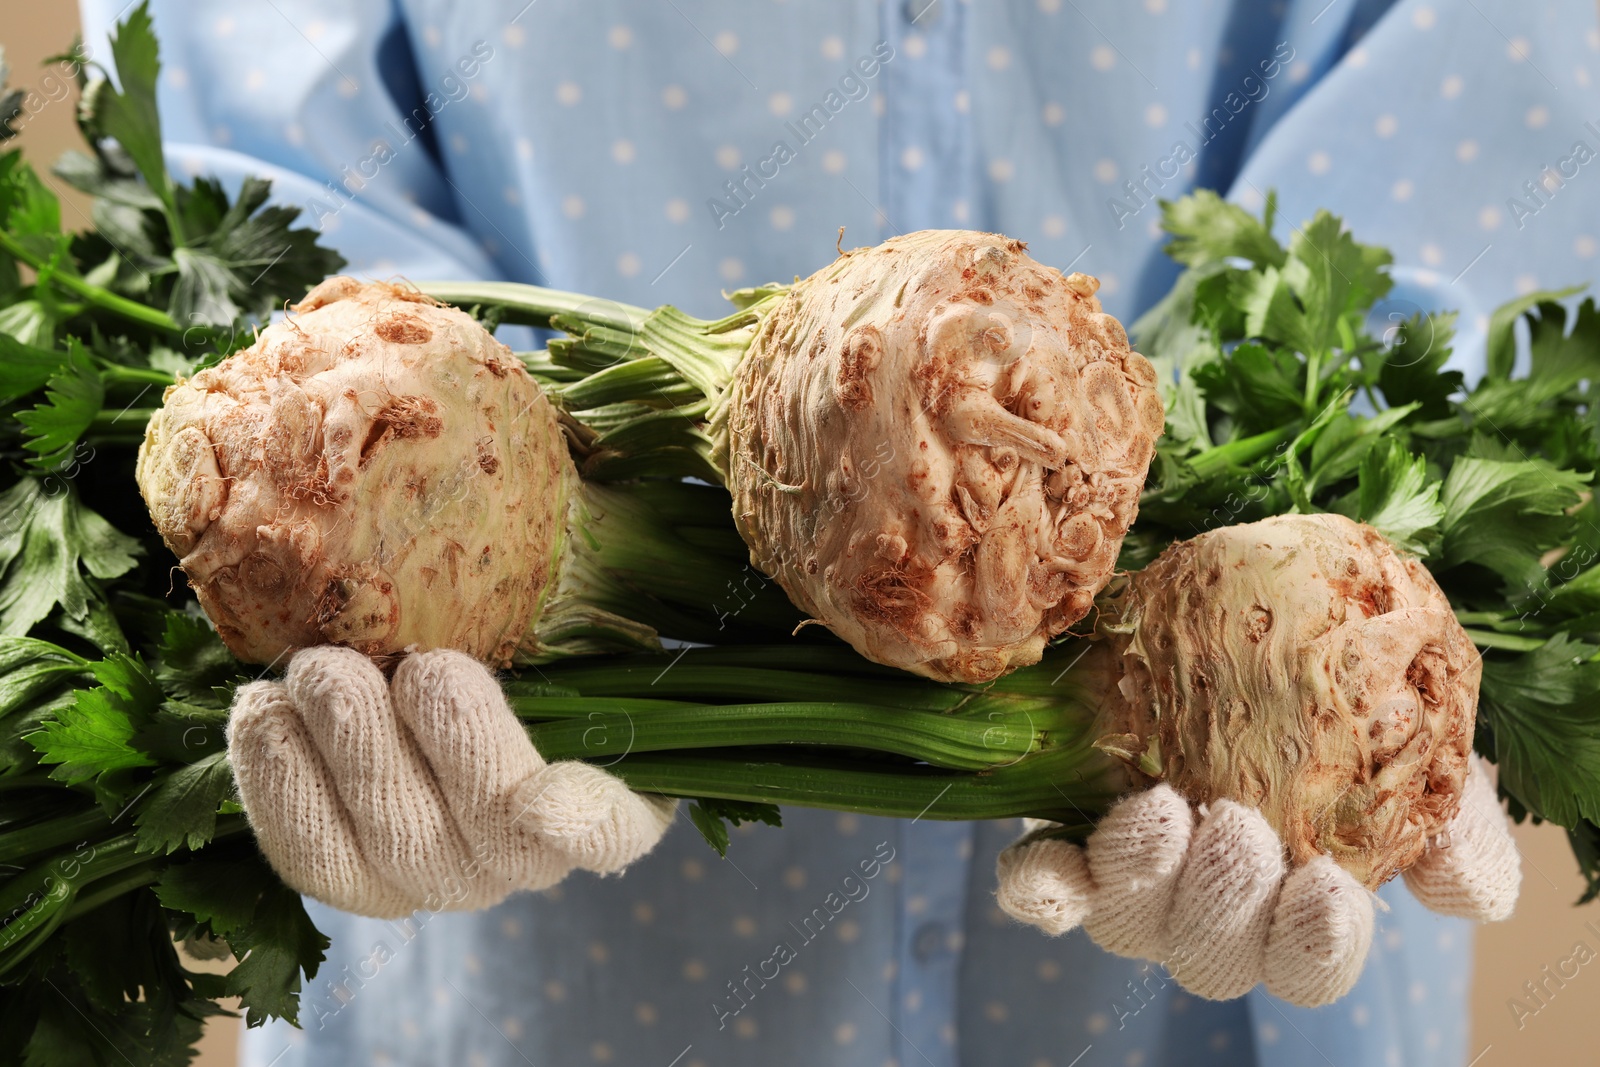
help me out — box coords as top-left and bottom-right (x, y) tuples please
(427, 191), (1600, 898)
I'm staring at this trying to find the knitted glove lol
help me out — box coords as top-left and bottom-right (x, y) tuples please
(227, 646), (676, 918)
(995, 755), (1519, 1007)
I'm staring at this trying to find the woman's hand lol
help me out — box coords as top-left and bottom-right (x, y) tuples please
(227, 647), (676, 918)
(995, 756), (1519, 1007)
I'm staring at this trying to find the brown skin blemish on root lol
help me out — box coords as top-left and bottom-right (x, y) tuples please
(358, 395), (444, 468)
(853, 556), (935, 633)
(1244, 605), (1273, 643)
(375, 314), (434, 345)
(376, 396), (444, 440)
(285, 455), (338, 508)
(312, 578), (349, 632)
(1326, 573), (1384, 619)
(952, 604), (982, 640)
(834, 325), (882, 411)
(477, 440), (501, 475)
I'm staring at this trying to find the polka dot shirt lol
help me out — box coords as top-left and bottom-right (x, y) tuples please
(74, 0), (1600, 1064)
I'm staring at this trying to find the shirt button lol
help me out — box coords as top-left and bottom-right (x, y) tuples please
(912, 922), (946, 960)
(905, 0), (941, 27)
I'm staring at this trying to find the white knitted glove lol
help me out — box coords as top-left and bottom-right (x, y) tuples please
(995, 755), (1519, 1007)
(227, 646), (676, 919)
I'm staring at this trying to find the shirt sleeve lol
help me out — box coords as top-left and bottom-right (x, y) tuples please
(1230, 0), (1600, 380)
(76, 0), (505, 282)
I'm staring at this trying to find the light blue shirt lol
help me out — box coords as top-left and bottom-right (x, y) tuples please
(76, 1), (1600, 1065)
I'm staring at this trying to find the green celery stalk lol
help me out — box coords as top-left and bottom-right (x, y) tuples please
(522, 700), (1060, 771)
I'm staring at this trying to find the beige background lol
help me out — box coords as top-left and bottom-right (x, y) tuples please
(8, 6), (1599, 1065)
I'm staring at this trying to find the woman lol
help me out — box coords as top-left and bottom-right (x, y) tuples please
(78, 1), (1600, 1064)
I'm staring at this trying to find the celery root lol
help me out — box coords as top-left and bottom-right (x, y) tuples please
(1091, 512), (1477, 888)
(135, 279), (785, 667)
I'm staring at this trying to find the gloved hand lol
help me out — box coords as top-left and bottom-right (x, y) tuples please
(995, 755), (1519, 1007)
(227, 646), (676, 918)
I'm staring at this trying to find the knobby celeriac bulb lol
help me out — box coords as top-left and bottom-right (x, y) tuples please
(1093, 512), (1478, 888)
(137, 278), (576, 667)
(719, 230), (1165, 683)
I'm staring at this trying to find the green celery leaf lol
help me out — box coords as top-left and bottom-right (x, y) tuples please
(1439, 456), (1589, 585)
(0, 696), (58, 774)
(134, 749), (232, 853)
(1190, 266), (1251, 339)
(51, 597), (130, 656)
(102, 1001), (206, 1067)
(1234, 266), (1317, 356)
(93, 3), (174, 222)
(703, 796), (781, 829)
(0, 333), (68, 405)
(1280, 388), (1348, 511)
(146, 343), (200, 378)
(1523, 297), (1600, 388)
(130, 699), (227, 762)
(1345, 438), (1444, 555)
(0, 480), (141, 634)
(0, 300), (55, 347)
(1547, 559), (1600, 616)
(1128, 261), (1222, 372)
(40, 918), (210, 1067)
(1304, 404), (1419, 496)
(88, 194), (161, 261)
(210, 199), (344, 316)
(1466, 299), (1600, 434)
(1461, 379), (1568, 435)
(1484, 285), (1586, 380)
(155, 851), (274, 940)
(1478, 634), (1600, 828)
(687, 800), (731, 856)
(1567, 819), (1600, 904)
(175, 174), (231, 238)
(51, 149), (163, 211)
(89, 650), (166, 709)
(25, 652), (162, 784)
(166, 175), (344, 324)
(162, 852), (325, 1027)
(0, 153), (72, 341)
(155, 611), (246, 707)
(20, 992), (98, 1067)
(225, 882), (329, 1027)
(1375, 310), (1461, 419)
(1158, 189), (1285, 269)
(16, 341), (104, 469)
(1281, 209), (1393, 354)
(1159, 354), (1216, 454)
(1127, 266), (1223, 454)
(0, 636), (87, 719)
(60, 890), (161, 1013)
(1191, 340), (1304, 429)
(687, 797), (782, 857)
(169, 246), (241, 325)
(0, 149), (63, 244)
